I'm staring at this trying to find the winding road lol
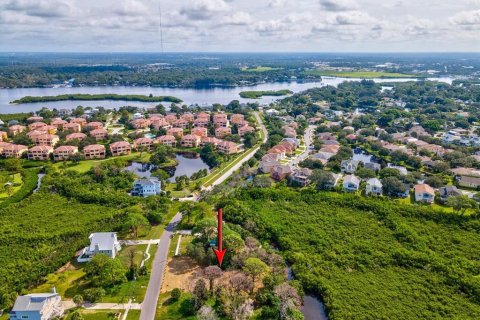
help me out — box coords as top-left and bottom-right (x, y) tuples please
(139, 112), (268, 319)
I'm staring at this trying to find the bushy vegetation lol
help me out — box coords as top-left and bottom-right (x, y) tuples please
(218, 187), (480, 320)
(239, 90), (293, 99)
(11, 94), (182, 104)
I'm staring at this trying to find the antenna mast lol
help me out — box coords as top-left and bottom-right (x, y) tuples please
(158, 1), (164, 54)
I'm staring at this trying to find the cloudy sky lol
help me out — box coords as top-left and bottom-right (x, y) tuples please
(0, 0), (479, 52)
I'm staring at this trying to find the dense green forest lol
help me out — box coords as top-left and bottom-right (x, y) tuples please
(218, 187), (480, 320)
(239, 90), (293, 99)
(11, 94), (182, 104)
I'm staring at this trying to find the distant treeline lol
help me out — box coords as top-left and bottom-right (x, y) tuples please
(239, 90), (293, 99)
(11, 94), (183, 104)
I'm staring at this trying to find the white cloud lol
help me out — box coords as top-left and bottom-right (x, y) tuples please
(3, 0), (72, 18)
(220, 11), (253, 25)
(319, 0), (357, 12)
(404, 18), (436, 36)
(450, 10), (480, 26)
(269, 0), (287, 8)
(180, 0), (230, 20)
(333, 11), (377, 25)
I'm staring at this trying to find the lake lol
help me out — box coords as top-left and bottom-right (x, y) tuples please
(0, 77), (453, 113)
(124, 155), (210, 183)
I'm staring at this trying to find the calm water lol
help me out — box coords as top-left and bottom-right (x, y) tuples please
(168, 155), (210, 182)
(0, 77), (452, 113)
(287, 266), (329, 320)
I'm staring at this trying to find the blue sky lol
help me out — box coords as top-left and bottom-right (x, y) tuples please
(0, 0), (479, 52)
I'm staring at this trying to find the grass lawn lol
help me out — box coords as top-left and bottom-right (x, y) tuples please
(66, 309), (124, 320)
(155, 292), (196, 320)
(0, 173), (23, 199)
(305, 70), (415, 78)
(126, 309), (141, 320)
(241, 66), (282, 72)
(53, 152), (151, 173)
(30, 267), (85, 297)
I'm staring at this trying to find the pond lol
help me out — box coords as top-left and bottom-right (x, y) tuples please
(287, 266), (329, 320)
(124, 154), (210, 183)
(167, 154), (210, 183)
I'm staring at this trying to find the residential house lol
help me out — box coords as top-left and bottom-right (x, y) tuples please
(366, 178), (383, 196)
(230, 114), (245, 125)
(387, 164), (408, 176)
(63, 122), (81, 133)
(409, 125), (431, 137)
(194, 117), (210, 127)
(151, 118), (171, 131)
(167, 127), (184, 138)
(133, 137), (153, 150)
(3, 144), (28, 158)
(9, 291), (63, 320)
(270, 165), (293, 181)
(27, 116), (44, 123)
(77, 232), (121, 262)
(90, 128), (108, 141)
(28, 122), (47, 131)
(343, 175), (360, 192)
(290, 168), (313, 186)
(364, 162), (381, 172)
(414, 184), (435, 204)
(83, 144), (106, 160)
(70, 118), (87, 127)
(0, 142), (11, 154)
(165, 114), (178, 124)
(54, 146), (79, 161)
(191, 127), (208, 138)
(27, 130), (44, 140)
(43, 125), (57, 135)
(133, 112), (144, 119)
(86, 122), (103, 130)
(131, 118), (151, 129)
(180, 113), (195, 123)
(341, 160), (360, 174)
(196, 112), (210, 120)
(110, 141), (131, 157)
(238, 125), (255, 137)
(156, 135), (177, 147)
(200, 137), (220, 147)
(458, 176), (480, 189)
(282, 125), (296, 138)
(28, 146), (53, 161)
(217, 140), (239, 154)
(213, 113), (229, 127)
(34, 134), (59, 147)
(181, 134), (201, 148)
(50, 118), (68, 129)
(0, 131), (7, 141)
(173, 119), (189, 129)
(8, 125), (26, 136)
(131, 178), (161, 197)
(438, 185), (462, 203)
(310, 151), (335, 165)
(215, 127), (231, 139)
(259, 154), (281, 173)
(66, 132), (87, 141)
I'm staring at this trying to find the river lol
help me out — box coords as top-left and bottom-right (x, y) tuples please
(0, 77), (453, 113)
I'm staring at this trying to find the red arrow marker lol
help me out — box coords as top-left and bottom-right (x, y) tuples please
(213, 208), (227, 267)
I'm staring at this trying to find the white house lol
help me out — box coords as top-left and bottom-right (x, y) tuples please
(366, 178), (383, 196)
(414, 184), (435, 204)
(10, 289), (63, 320)
(343, 175), (360, 192)
(77, 232), (121, 262)
(341, 160), (359, 174)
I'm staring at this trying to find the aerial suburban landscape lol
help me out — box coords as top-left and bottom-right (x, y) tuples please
(1, 0), (480, 320)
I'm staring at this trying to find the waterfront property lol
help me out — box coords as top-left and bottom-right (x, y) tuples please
(131, 178), (162, 197)
(110, 141), (132, 157)
(28, 145), (53, 161)
(77, 232), (121, 262)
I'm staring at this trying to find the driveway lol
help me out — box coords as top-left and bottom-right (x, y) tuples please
(289, 125), (316, 167)
(139, 212), (182, 320)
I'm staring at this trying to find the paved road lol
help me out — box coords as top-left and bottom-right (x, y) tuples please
(139, 212), (182, 320)
(289, 125), (316, 167)
(204, 111), (269, 190)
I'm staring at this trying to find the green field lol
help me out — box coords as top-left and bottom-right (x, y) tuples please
(224, 188), (480, 320)
(305, 70), (415, 78)
(241, 66), (282, 72)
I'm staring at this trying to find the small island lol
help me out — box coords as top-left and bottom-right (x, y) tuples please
(11, 94), (183, 104)
(239, 89), (293, 99)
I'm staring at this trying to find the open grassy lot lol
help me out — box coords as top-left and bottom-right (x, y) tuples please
(126, 309), (141, 320)
(305, 70), (415, 78)
(65, 309), (124, 320)
(155, 292), (197, 320)
(53, 152), (151, 173)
